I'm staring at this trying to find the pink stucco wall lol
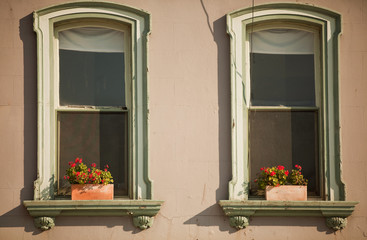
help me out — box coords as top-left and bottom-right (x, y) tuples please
(0, 0), (366, 239)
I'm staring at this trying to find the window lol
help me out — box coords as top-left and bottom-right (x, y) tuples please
(248, 23), (322, 197)
(56, 22), (130, 197)
(30, 3), (152, 200)
(24, 2), (162, 231)
(220, 3), (358, 230)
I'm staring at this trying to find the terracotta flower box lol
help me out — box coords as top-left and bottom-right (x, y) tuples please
(265, 185), (307, 201)
(71, 184), (114, 200)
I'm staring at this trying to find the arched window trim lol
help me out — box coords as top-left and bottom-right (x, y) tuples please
(220, 3), (358, 231)
(23, 2), (162, 231)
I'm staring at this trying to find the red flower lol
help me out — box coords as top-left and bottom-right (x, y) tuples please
(63, 176), (66, 180)
(88, 168), (91, 173)
(101, 179), (104, 183)
(89, 174), (93, 179)
(67, 176), (70, 179)
(68, 161), (73, 166)
(105, 164), (109, 169)
(71, 163), (76, 168)
(277, 165), (285, 170)
(295, 164), (302, 170)
(75, 158), (80, 163)
(76, 172), (80, 176)
(79, 158), (82, 163)
(285, 170), (289, 176)
(260, 167), (265, 171)
(254, 179), (258, 182)
(270, 171), (276, 176)
(104, 168), (108, 172)
(91, 163), (96, 168)
(96, 171), (101, 176)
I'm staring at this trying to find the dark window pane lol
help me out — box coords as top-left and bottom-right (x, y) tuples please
(250, 53), (315, 106)
(249, 110), (319, 195)
(59, 50), (125, 106)
(58, 112), (128, 196)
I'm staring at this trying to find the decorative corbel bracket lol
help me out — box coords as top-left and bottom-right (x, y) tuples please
(326, 217), (347, 231)
(34, 216), (55, 231)
(24, 200), (163, 231)
(219, 200), (358, 231)
(132, 215), (154, 230)
(229, 216), (249, 229)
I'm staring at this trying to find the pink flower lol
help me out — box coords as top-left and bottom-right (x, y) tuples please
(270, 171), (276, 176)
(105, 164), (109, 169)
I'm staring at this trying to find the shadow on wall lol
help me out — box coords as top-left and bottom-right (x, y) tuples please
(183, 1), (234, 232)
(0, 13), (38, 233)
(250, 217), (335, 234)
(184, 1), (336, 234)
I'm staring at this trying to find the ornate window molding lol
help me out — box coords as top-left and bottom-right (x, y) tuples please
(23, 1), (163, 230)
(219, 3), (358, 230)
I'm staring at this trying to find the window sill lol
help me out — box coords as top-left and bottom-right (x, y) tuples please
(219, 200), (358, 230)
(23, 199), (164, 230)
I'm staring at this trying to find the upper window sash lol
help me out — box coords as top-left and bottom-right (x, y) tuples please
(54, 20), (132, 110)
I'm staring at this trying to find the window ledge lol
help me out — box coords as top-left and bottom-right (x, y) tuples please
(219, 200), (358, 231)
(23, 200), (164, 230)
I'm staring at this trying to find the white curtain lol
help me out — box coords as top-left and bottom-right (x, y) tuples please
(251, 29), (314, 54)
(59, 27), (124, 53)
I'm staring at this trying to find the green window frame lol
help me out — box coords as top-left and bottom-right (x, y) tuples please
(23, 2), (162, 231)
(219, 3), (358, 231)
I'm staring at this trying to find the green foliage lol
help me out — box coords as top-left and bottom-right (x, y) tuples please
(255, 165), (308, 190)
(64, 158), (114, 185)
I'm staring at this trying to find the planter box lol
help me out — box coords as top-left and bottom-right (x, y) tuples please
(71, 184), (114, 200)
(266, 185), (307, 201)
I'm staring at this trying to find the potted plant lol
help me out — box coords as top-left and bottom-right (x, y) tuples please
(64, 158), (114, 200)
(255, 165), (308, 201)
